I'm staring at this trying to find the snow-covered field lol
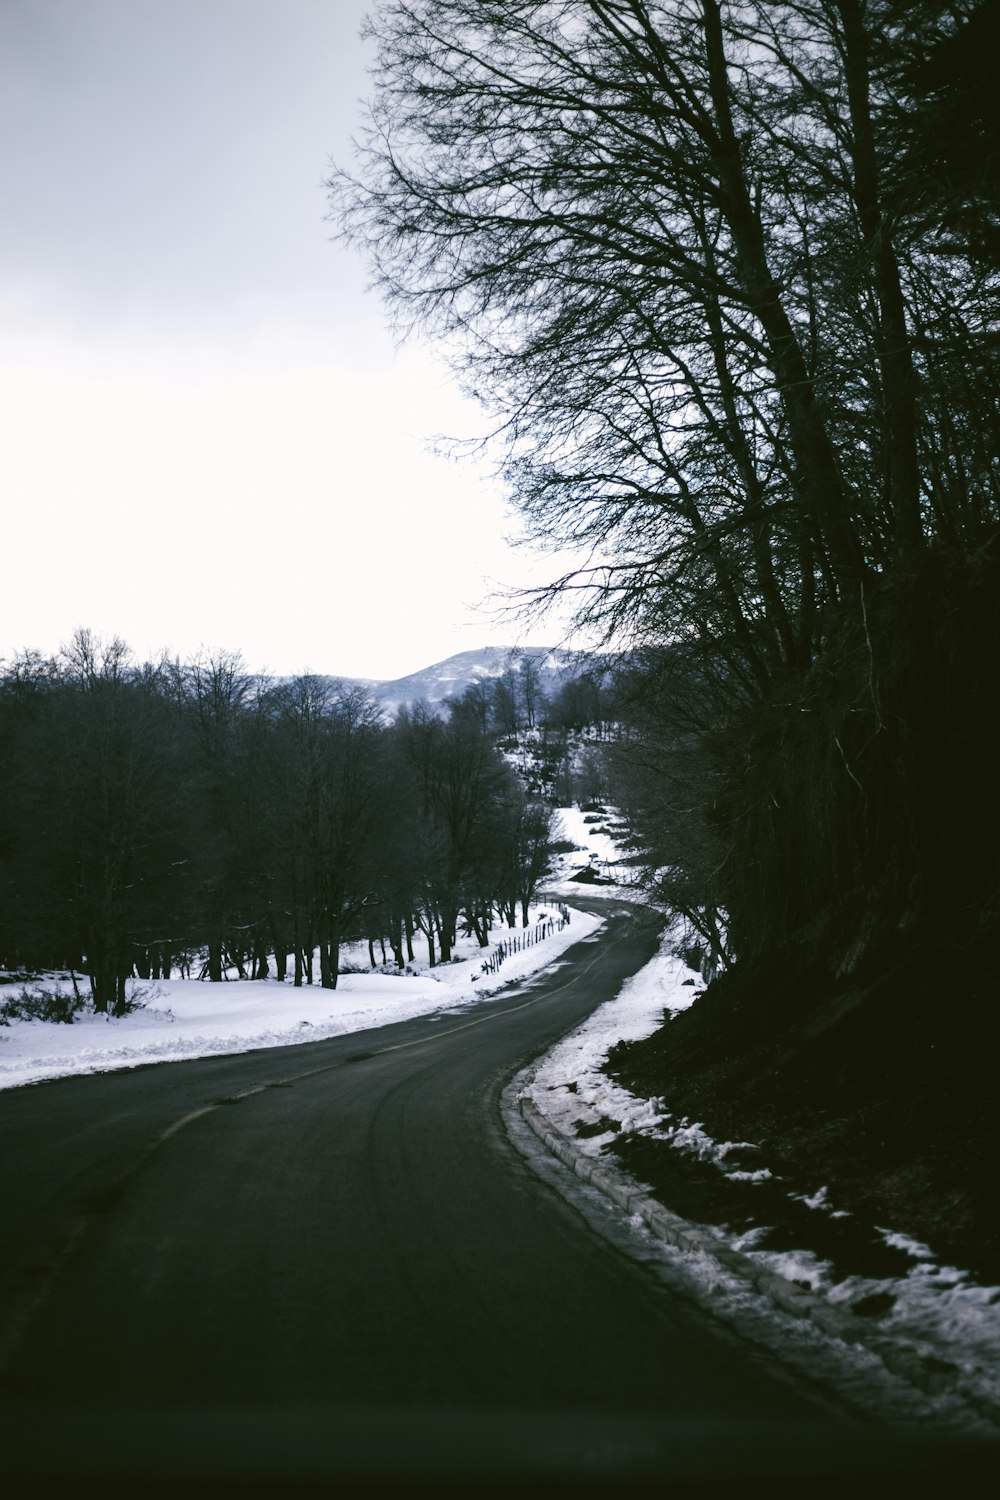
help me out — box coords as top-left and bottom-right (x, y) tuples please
(0, 799), (622, 1093)
(0, 899), (602, 1091)
(545, 803), (649, 899)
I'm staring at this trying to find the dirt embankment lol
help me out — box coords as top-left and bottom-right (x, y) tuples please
(604, 931), (1000, 1284)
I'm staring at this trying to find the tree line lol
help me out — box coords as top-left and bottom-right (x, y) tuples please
(447, 650), (614, 739)
(333, 0), (1000, 977)
(0, 632), (557, 1012)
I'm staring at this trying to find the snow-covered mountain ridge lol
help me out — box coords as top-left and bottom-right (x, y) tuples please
(333, 645), (592, 717)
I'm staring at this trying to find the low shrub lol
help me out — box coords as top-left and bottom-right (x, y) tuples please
(0, 986), (86, 1025)
(0, 979), (153, 1023)
(117, 983), (155, 1015)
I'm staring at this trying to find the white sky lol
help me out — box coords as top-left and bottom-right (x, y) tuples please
(0, 0), (579, 680)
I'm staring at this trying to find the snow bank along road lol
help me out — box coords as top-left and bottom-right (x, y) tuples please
(0, 904), (989, 1491)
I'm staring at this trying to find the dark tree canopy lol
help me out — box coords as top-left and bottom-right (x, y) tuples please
(333, 1), (1000, 975)
(0, 637), (559, 1005)
(333, 0), (998, 678)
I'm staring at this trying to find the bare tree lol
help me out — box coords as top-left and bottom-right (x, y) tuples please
(332, 1), (996, 671)
(332, 0), (1000, 975)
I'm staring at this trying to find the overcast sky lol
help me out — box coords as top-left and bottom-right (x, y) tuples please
(0, 0), (577, 680)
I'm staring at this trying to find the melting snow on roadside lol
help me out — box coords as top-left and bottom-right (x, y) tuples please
(0, 902), (602, 1091)
(517, 918), (1000, 1430)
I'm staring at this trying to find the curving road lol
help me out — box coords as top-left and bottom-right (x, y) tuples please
(0, 902), (970, 1490)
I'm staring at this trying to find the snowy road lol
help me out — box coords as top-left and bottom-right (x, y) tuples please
(0, 903), (980, 1488)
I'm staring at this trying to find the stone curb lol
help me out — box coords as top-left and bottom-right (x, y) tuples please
(518, 1096), (1000, 1427)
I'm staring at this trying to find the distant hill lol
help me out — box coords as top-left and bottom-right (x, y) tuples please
(335, 646), (592, 718)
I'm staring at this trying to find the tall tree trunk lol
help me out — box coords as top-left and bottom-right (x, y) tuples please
(253, 940), (269, 980)
(112, 967), (130, 1017)
(273, 935), (288, 983)
(389, 922), (404, 968)
(89, 961), (109, 1014)
(208, 940), (223, 984)
(437, 909), (455, 963)
(837, 0), (922, 557)
(468, 908), (488, 947)
(319, 932), (335, 989)
(701, 0), (866, 592)
(293, 910), (303, 985)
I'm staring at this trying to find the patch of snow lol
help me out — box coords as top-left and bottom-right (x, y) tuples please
(794, 1185), (834, 1211)
(750, 1246), (835, 1292)
(523, 913), (705, 1154)
(877, 1229), (937, 1261)
(515, 897), (1000, 1432)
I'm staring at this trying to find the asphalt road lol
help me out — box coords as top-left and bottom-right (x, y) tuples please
(0, 902), (977, 1491)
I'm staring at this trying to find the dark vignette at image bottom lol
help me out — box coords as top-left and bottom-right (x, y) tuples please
(1, 1404), (996, 1496)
